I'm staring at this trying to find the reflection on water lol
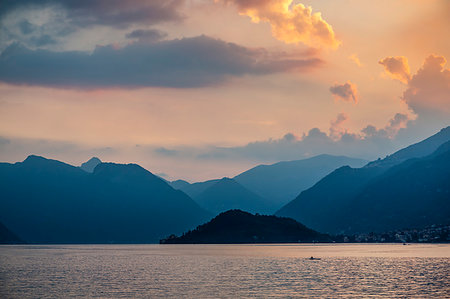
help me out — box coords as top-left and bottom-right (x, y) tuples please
(0, 244), (449, 298)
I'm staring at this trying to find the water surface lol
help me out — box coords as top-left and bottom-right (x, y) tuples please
(1, 244), (449, 298)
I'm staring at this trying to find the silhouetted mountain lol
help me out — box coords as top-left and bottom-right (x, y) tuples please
(0, 221), (24, 244)
(194, 178), (276, 215)
(277, 127), (450, 234)
(0, 156), (210, 243)
(177, 179), (220, 198)
(344, 141), (450, 233)
(161, 209), (330, 244)
(234, 154), (367, 206)
(169, 179), (190, 190)
(366, 126), (450, 168)
(80, 157), (102, 173)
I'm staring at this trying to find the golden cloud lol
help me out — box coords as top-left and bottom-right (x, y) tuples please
(218, 0), (341, 49)
(379, 56), (411, 84)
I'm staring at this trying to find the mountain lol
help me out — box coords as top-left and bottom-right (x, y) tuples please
(0, 221), (24, 244)
(169, 179), (190, 190)
(160, 209), (330, 244)
(194, 178), (275, 215)
(176, 179), (220, 198)
(0, 155), (210, 243)
(233, 154), (368, 206)
(343, 141), (450, 233)
(277, 127), (450, 234)
(80, 157), (102, 173)
(366, 126), (450, 168)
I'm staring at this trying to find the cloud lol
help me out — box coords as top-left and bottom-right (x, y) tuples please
(218, 0), (340, 49)
(329, 113), (349, 140)
(0, 36), (322, 88)
(349, 54), (363, 67)
(361, 113), (409, 139)
(403, 54), (450, 117)
(329, 81), (359, 103)
(0, 0), (184, 28)
(379, 56), (411, 84)
(125, 29), (167, 43)
(152, 113), (415, 164)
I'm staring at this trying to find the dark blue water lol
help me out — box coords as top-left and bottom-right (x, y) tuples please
(1, 244), (449, 298)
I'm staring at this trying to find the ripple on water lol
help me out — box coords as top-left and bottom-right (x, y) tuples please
(0, 244), (449, 298)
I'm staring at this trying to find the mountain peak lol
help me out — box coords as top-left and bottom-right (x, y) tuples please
(23, 155), (46, 163)
(365, 125), (450, 168)
(80, 157), (102, 173)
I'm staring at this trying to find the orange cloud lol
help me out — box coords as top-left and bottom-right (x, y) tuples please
(403, 54), (450, 116)
(349, 54), (363, 67)
(379, 56), (411, 84)
(329, 81), (359, 103)
(218, 0), (341, 49)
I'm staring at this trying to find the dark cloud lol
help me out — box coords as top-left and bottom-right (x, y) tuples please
(0, 0), (184, 28)
(18, 20), (35, 35)
(0, 36), (322, 88)
(361, 113), (409, 139)
(125, 29), (168, 43)
(329, 81), (359, 103)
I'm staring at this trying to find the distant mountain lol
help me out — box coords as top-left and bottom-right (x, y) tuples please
(80, 157), (102, 173)
(194, 178), (275, 215)
(169, 179), (190, 190)
(177, 179), (220, 198)
(343, 141), (450, 233)
(366, 126), (450, 168)
(234, 154), (367, 206)
(0, 221), (24, 244)
(277, 127), (450, 234)
(0, 156), (210, 243)
(161, 209), (330, 244)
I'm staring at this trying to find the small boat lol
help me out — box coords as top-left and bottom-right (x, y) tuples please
(307, 256), (321, 261)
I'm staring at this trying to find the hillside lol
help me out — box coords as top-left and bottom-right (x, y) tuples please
(0, 156), (210, 243)
(277, 127), (450, 234)
(194, 178), (275, 215)
(0, 221), (24, 244)
(234, 154), (367, 206)
(161, 210), (330, 244)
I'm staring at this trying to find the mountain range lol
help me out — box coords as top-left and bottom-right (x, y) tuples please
(0, 156), (210, 243)
(171, 155), (367, 211)
(1, 126), (449, 243)
(277, 126), (450, 234)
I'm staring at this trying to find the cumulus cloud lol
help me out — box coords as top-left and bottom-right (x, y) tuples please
(403, 54), (450, 116)
(361, 113), (409, 139)
(379, 56), (411, 84)
(329, 81), (359, 103)
(218, 0), (340, 49)
(153, 112), (416, 164)
(329, 113), (349, 140)
(0, 0), (184, 28)
(0, 36), (322, 88)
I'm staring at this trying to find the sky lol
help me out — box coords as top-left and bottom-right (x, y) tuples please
(0, 0), (449, 181)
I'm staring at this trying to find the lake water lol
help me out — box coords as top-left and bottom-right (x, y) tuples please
(0, 244), (449, 298)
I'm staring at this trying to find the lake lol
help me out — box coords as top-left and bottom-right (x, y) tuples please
(1, 244), (449, 298)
